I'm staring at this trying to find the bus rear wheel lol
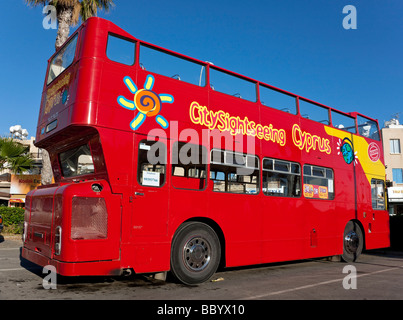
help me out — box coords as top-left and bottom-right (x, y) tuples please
(170, 222), (221, 285)
(342, 221), (363, 262)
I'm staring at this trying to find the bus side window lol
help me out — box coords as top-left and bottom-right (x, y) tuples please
(210, 149), (259, 194)
(262, 158), (301, 197)
(171, 142), (207, 190)
(303, 165), (334, 200)
(137, 140), (166, 187)
(371, 179), (385, 210)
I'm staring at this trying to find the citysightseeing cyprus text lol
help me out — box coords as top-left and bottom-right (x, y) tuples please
(189, 101), (332, 155)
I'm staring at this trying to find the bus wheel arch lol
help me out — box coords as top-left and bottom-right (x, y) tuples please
(170, 219), (224, 285)
(341, 220), (365, 263)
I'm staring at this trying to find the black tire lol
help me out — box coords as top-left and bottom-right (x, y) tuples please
(170, 222), (221, 285)
(341, 221), (364, 262)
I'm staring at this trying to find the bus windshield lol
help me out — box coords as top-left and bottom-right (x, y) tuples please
(47, 34), (78, 84)
(59, 144), (94, 178)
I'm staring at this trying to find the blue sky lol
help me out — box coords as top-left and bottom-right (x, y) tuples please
(1, 0), (402, 138)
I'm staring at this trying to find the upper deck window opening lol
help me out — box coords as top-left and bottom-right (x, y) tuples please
(47, 34), (78, 84)
(331, 110), (356, 134)
(106, 34), (136, 66)
(299, 100), (330, 125)
(357, 115), (380, 141)
(139, 44), (206, 87)
(209, 68), (257, 102)
(259, 85), (297, 115)
(60, 144), (94, 178)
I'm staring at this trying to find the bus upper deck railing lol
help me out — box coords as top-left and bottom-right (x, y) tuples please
(48, 18), (381, 141)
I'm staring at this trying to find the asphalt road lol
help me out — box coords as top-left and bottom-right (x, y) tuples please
(1, 236), (403, 303)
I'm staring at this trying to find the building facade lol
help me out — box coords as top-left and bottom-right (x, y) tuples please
(382, 119), (403, 215)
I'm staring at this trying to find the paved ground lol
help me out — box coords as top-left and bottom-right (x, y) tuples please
(1, 235), (403, 304)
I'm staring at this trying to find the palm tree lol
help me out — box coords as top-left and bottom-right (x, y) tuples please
(26, 0), (114, 50)
(26, 0), (114, 184)
(0, 138), (33, 174)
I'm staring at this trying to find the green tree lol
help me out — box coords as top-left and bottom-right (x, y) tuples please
(0, 138), (33, 174)
(26, 0), (114, 50)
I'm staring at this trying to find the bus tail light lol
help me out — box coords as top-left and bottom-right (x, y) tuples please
(71, 197), (108, 240)
(23, 222), (28, 243)
(55, 226), (62, 255)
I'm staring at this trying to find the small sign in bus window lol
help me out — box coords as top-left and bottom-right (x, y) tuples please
(142, 171), (160, 187)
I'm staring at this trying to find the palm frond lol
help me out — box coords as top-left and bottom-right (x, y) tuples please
(80, 0), (114, 21)
(9, 156), (34, 175)
(25, 0), (49, 6)
(0, 138), (33, 174)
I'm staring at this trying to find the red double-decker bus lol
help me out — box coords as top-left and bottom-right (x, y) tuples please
(22, 17), (389, 285)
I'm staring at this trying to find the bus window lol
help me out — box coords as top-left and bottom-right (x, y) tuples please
(106, 33), (136, 66)
(331, 111), (356, 134)
(59, 144), (94, 178)
(299, 100), (330, 125)
(137, 140), (166, 187)
(262, 158), (301, 197)
(172, 142), (207, 190)
(371, 179), (385, 210)
(210, 149), (259, 194)
(303, 165), (334, 200)
(139, 44), (206, 87)
(259, 85), (297, 115)
(47, 33), (78, 84)
(357, 116), (380, 141)
(209, 68), (257, 102)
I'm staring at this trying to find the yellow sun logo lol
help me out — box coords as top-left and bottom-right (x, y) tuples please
(117, 75), (174, 130)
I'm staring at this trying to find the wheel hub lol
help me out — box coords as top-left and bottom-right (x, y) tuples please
(183, 236), (211, 272)
(344, 231), (359, 254)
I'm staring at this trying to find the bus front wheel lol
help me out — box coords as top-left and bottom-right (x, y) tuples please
(170, 221), (221, 285)
(342, 221), (364, 262)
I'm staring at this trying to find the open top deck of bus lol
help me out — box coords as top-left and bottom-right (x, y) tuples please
(37, 17), (380, 148)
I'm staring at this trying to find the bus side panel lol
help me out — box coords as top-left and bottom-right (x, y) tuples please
(261, 197), (306, 263)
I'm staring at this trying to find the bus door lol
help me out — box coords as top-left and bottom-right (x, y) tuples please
(131, 136), (169, 238)
(128, 135), (171, 272)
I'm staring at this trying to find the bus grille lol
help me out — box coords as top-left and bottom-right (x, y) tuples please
(71, 197), (108, 240)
